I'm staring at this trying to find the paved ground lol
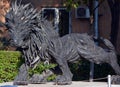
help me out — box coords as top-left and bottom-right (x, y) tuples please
(0, 81), (120, 87)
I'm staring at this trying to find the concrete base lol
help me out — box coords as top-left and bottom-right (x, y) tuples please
(0, 81), (120, 87)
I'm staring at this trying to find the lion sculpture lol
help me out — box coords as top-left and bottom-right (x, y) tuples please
(4, 2), (120, 85)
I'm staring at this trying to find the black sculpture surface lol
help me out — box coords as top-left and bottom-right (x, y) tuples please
(5, 2), (120, 85)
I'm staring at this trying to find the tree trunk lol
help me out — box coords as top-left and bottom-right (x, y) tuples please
(107, 0), (120, 47)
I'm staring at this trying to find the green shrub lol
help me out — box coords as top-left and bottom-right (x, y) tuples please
(29, 62), (56, 75)
(0, 51), (22, 83)
(29, 62), (57, 81)
(0, 51), (56, 82)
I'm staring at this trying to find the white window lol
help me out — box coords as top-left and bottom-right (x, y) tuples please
(42, 8), (72, 37)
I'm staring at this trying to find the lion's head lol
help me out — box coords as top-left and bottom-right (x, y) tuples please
(5, 2), (59, 67)
(5, 2), (39, 48)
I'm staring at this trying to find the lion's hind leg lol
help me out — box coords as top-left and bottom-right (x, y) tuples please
(107, 53), (120, 75)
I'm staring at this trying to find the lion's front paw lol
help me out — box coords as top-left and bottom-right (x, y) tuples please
(55, 75), (72, 85)
(29, 74), (47, 84)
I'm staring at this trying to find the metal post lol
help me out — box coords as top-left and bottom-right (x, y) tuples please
(89, 0), (99, 82)
(94, 0), (99, 39)
(69, 11), (72, 33)
(108, 75), (111, 87)
(89, 63), (94, 82)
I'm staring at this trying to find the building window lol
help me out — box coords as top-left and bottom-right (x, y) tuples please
(42, 8), (71, 37)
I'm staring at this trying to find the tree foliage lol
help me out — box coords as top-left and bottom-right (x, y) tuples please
(64, 0), (89, 10)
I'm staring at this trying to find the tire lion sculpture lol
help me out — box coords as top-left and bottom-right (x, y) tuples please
(4, 2), (120, 85)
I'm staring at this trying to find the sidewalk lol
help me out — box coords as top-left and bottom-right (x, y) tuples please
(0, 81), (120, 87)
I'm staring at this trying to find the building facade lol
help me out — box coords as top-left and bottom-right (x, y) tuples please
(0, 0), (120, 53)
